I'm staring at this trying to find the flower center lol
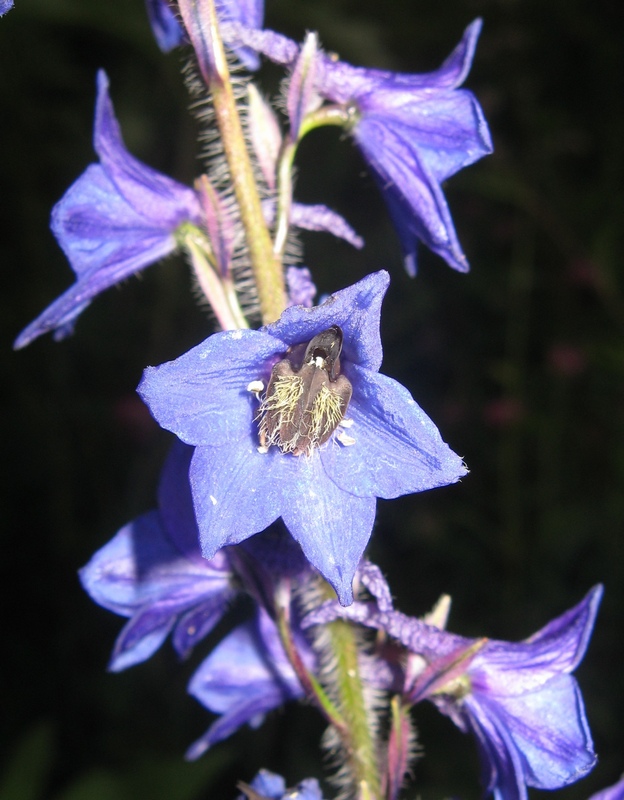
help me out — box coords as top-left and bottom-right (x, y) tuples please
(257, 326), (353, 456)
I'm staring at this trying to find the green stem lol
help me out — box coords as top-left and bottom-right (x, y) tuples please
(272, 139), (297, 261)
(275, 595), (347, 735)
(272, 103), (356, 263)
(180, 227), (248, 331)
(200, 0), (286, 323)
(327, 617), (381, 799)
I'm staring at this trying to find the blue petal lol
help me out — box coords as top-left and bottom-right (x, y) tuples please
(322, 365), (466, 499)
(144, 0), (184, 52)
(265, 270), (389, 371)
(473, 586), (603, 694)
(189, 440), (283, 556)
(139, 329), (285, 446)
(493, 676), (595, 789)
(92, 71), (201, 229)
(157, 441), (203, 558)
(355, 117), (470, 273)
(109, 611), (176, 671)
(279, 453), (377, 605)
(186, 612), (303, 758)
(465, 676), (596, 800)
(360, 91), (492, 184)
(0, 0), (13, 16)
(316, 20), (484, 101)
(14, 72), (202, 348)
(79, 510), (234, 668)
(246, 770), (287, 798)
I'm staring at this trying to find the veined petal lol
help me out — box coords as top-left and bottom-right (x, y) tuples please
(186, 611), (303, 758)
(109, 615), (176, 672)
(138, 329), (286, 446)
(79, 510), (234, 669)
(322, 365), (466, 499)
(265, 270), (389, 371)
(355, 117), (469, 272)
(360, 92), (492, 183)
(189, 440), (283, 557)
(280, 453), (377, 605)
(473, 586), (603, 695)
(14, 72), (202, 349)
(93, 71), (201, 226)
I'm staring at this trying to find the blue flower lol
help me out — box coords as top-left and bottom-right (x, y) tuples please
(305, 582), (602, 800)
(221, 21), (492, 274)
(316, 20), (492, 274)
(79, 443), (236, 671)
(14, 70), (202, 349)
(238, 769), (325, 800)
(0, 0), (13, 16)
(186, 604), (316, 758)
(138, 271), (466, 605)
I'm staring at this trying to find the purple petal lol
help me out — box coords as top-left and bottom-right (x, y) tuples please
(189, 440), (283, 557)
(144, 0), (184, 52)
(355, 117), (470, 273)
(589, 777), (624, 800)
(186, 611), (303, 757)
(79, 510), (234, 669)
(322, 366), (467, 499)
(265, 270), (389, 371)
(92, 71), (201, 231)
(290, 203), (364, 249)
(157, 441), (202, 559)
(286, 266), (316, 308)
(138, 328), (285, 446)
(472, 586), (603, 694)
(14, 71), (201, 349)
(279, 454), (378, 605)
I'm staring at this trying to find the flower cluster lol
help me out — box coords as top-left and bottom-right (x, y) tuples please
(11, 1), (609, 798)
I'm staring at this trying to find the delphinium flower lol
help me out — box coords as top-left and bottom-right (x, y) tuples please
(237, 769), (325, 800)
(0, 0), (13, 16)
(138, 270), (467, 605)
(79, 443), (237, 670)
(222, 19), (493, 275)
(306, 580), (603, 800)
(13, 70), (363, 348)
(14, 71), (203, 349)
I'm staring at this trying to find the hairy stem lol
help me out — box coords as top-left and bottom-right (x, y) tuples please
(181, 0), (286, 323)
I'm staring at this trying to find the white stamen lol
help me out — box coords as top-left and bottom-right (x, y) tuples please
(247, 380), (265, 399)
(339, 417), (354, 428)
(337, 430), (356, 447)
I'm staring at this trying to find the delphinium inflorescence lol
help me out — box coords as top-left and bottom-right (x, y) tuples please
(13, 1), (607, 798)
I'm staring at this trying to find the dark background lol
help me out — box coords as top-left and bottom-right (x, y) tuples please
(1, 0), (623, 798)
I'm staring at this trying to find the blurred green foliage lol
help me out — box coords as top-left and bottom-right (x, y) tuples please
(1, 0), (623, 798)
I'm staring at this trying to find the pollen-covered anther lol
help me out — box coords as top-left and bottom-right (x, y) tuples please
(256, 326), (353, 456)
